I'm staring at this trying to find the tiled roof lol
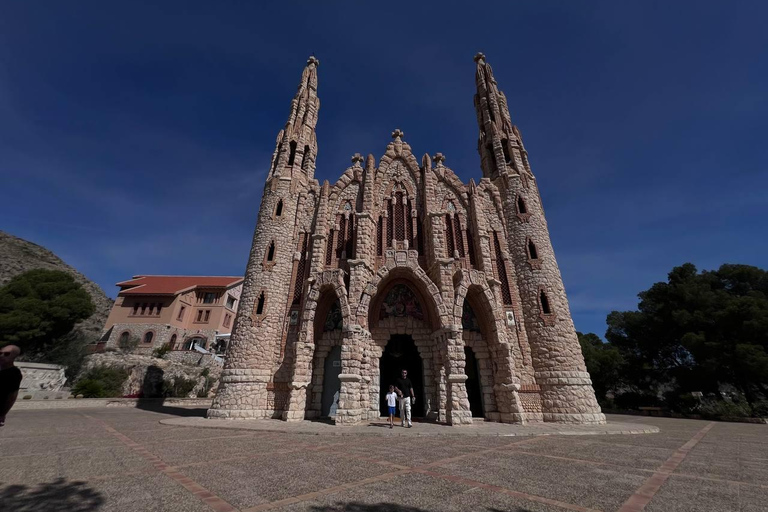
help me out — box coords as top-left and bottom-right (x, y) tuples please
(116, 275), (243, 296)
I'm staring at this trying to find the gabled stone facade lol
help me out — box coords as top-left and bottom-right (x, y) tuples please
(208, 54), (605, 425)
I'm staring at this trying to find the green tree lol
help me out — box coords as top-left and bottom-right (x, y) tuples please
(577, 332), (624, 404)
(606, 263), (768, 405)
(0, 269), (94, 354)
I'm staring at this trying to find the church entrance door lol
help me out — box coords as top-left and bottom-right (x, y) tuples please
(379, 335), (424, 418)
(321, 345), (342, 418)
(464, 346), (484, 417)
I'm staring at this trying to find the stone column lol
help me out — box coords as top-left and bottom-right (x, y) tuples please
(335, 327), (363, 425)
(441, 328), (473, 425)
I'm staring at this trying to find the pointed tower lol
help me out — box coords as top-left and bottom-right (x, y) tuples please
(208, 57), (321, 419)
(473, 52), (605, 424)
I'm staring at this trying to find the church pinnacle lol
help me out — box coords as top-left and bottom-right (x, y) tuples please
(269, 56), (321, 182)
(473, 52), (523, 180)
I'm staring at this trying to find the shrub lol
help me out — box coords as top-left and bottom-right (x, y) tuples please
(72, 365), (128, 398)
(71, 379), (105, 398)
(153, 343), (171, 359)
(200, 368), (210, 378)
(751, 400), (768, 418)
(698, 398), (752, 419)
(163, 376), (197, 398)
(614, 391), (661, 410)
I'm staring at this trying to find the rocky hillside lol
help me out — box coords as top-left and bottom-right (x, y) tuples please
(0, 230), (113, 341)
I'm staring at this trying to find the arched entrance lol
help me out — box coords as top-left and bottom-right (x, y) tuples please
(464, 347), (484, 417)
(379, 335), (424, 417)
(321, 345), (342, 418)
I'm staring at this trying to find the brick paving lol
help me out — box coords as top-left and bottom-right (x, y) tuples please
(0, 408), (766, 511)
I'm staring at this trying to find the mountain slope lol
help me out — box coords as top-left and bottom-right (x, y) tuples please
(0, 230), (113, 341)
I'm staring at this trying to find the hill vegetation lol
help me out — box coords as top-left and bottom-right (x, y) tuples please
(580, 263), (768, 418)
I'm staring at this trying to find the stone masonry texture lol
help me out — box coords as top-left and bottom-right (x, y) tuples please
(208, 54), (605, 426)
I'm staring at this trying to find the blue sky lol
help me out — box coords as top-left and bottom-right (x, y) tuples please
(1, 2), (766, 338)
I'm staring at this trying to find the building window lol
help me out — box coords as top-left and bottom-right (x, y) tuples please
(540, 290), (552, 315)
(226, 296), (236, 309)
(141, 303), (148, 315)
(266, 241), (275, 262)
(517, 195), (527, 214)
(204, 310), (210, 322)
(132, 303), (139, 316)
(119, 331), (130, 345)
(177, 306), (186, 321)
(197, 310), (204, 322)
(287, 141), (297, 166)
(445, 214), (455, 257)
(143, 331), (154, 344)
(275, 199), (283, 217)
(169, 334), (177, 350)
(203, 293), (216, 304)
(256, 291), (266, 315)
(301, 144), (310, 170)
(527, 239), (538, 260)
(223, 313), (231, 328)
(156, 304), (162, 316)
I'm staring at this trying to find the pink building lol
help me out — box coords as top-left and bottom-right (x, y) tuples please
(100, 275), (243, 355)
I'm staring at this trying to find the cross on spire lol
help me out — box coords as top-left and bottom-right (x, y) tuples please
(391, 128), (404, 139)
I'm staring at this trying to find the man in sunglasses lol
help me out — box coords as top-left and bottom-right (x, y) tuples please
(0, 345), (22, 427)
(394, 369), (415, 428)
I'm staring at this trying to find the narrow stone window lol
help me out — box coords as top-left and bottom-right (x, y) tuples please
(301, 145), (310, 170)
(540, 290), (551, 315)
(119, 331), (130, 345)
(517, 195), (527, 214)
(287, 141), (297, 166)
(275, 200), (283, 217)
(528, 239), (538, 260)
(445, 214), (455, 257)
(502, 139), (512, 164)
(386, 200), (394, 248)
(453, 214), (465, 258)
(267, 241), (275, 262)
(177, 306), (185, 321)
(467, 229), (476, 266)
(256, 292), (266, 315)
(336, 215), (347, 259)
(395, 192), (405, 241)
(345, 214), (355, 258)
(493, 232), (513, 305)
(169, 334), (177, 350)
(377, 216), (383, 256)
(143, 331), (154, 344)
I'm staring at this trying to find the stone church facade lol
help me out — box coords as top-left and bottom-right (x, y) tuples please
(208, 54), (605, 426)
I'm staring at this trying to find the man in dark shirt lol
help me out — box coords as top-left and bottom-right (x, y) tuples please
(395, 369), (415, 428)
(0, 345), (22, 427)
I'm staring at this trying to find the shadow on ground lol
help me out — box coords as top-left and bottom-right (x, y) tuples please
(310, 504), (535, 512)
(0, 478), (104, 512)
(133, 365), (208, 418)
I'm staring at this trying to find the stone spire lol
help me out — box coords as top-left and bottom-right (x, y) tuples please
(473, 52), (524, 180)
(269, 56), (321, 182)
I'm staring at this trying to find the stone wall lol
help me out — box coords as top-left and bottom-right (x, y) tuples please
(80, 352), (221, 398)
(16, 362), (67, 392)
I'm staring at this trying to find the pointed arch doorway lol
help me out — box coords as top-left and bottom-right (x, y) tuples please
(379, 334), (424, 418)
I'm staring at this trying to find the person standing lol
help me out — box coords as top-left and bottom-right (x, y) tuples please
(0, 345), (22, 427)
(385, 385), (398, 429)
(395, 369), (415, 428)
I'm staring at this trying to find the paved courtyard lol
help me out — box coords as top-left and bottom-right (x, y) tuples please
(0, 408), (766, 512)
